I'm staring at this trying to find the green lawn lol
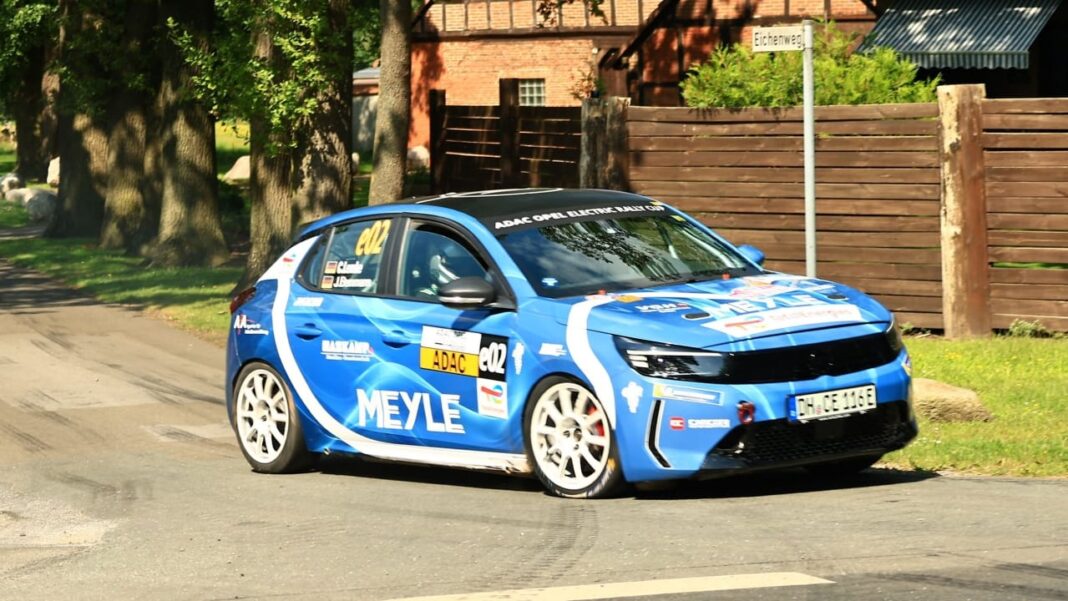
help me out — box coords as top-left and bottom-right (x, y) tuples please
(884, 335), (1068, 477)
(0, 202), (28, 228)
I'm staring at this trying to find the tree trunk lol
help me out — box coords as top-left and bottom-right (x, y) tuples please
(11, 43), (53, 182)
(100, 0), (159, 253)
(237, 29), (294, 289)
(149, 0), (228, 267)
(293, 0), (354, 224)
(368, 0), (412, 205)
(46, 111), (108, 238)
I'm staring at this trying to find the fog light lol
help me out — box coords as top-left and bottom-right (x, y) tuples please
(737, 401), (755, 424)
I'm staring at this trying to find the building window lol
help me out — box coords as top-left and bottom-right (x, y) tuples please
(518, 79), (546, 106)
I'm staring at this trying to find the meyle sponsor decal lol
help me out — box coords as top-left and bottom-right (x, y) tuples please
(669, 417), (685, 430)
(621, 381), (643, 414)
(233, 314), (269, 336)
(321, 339), (374, 362)
(687, 418), (730, 429)
(292, 296), (323, 308)
(653, 383), (722, 405)
(539, 343), (567, 357)
(476, 378), (508, 419)
(704, 305), (864, 335)
(356, 389), (464, 434)
(492, 204), (667, 231)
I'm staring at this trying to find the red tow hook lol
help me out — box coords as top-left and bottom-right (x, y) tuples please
(737, 401), (756, 425)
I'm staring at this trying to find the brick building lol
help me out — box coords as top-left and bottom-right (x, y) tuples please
(409, 0), (879, 147)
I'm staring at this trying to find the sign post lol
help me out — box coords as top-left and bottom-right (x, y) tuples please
(752, 20), (817, 277)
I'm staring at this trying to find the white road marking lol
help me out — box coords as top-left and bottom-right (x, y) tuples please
(383, 572), (833, 601)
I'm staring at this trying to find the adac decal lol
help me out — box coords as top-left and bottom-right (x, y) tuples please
(321, 339), (374, 362)
(233, 314), (269, 336)
(419, 326), (508, 381)
(490, 203), (667, 232)
(356, 389), (464, 434)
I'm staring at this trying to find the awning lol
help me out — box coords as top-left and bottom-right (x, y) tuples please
(863, 0), (1062, 69)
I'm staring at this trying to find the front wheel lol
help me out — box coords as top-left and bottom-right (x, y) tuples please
(524, 378), (624, 499)
(232, 362), (312, 473)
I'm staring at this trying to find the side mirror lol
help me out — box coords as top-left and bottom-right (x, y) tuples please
(737, 244), (765, 267)
(438, 276), (497, 309)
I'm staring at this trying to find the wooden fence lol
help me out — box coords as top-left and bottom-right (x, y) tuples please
(627, 103), (945, 329)
(428, 84), (1068, 336)
(430, 79), (581, 193)
(982, 98), (1068, 331)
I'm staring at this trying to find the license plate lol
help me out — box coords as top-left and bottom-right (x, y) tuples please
(790, 385), (876, 422)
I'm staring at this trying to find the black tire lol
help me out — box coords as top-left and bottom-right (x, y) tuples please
(804, 454), (882, 478)
(523, 376), (625, 499)
(231, 362), (312, 473)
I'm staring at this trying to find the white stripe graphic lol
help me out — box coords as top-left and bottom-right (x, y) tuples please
(565, 296), (618, 425)
(263, 240), (529, 473)
(384, 572), (833, 601)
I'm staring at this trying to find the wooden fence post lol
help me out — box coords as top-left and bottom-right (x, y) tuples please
(499, 79), (521, 188)
(429, 89), (446, 194)
(938, 84), (992, 338)
(581, 96), (630, 189)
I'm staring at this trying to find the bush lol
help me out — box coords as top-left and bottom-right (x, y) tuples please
(680, 22), (939, 108)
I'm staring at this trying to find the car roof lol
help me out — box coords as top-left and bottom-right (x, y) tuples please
(297, 188), (657, 240)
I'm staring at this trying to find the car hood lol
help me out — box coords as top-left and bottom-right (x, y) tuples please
(540, 273), (892, 350)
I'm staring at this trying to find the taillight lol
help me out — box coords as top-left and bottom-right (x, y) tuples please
(230, 287), (256, 314)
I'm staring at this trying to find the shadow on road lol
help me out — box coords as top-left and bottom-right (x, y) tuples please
(0, 260), (100, 313)
(314, 453), (938, 499)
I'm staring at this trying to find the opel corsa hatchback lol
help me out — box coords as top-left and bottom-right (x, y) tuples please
(226, 189), (917, 498)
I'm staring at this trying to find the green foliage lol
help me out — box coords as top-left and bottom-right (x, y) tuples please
(0, 0), (56, 117)
(1006, 318), (1060, 339)
(0, 200), (29, 229)
(172, 0), (355, 154)
(353, 0), (380, 71)
(681, 22), (939, 108)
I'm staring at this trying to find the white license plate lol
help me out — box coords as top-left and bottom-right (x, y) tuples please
(791, 385), (876, 422)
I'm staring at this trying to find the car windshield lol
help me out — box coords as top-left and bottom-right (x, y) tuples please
(497, 214), (761, 298)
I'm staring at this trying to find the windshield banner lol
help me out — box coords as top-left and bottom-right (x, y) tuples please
(490, 203), (668, 233)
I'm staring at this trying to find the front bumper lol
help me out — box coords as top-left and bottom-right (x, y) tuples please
(697, 400), (917, 477)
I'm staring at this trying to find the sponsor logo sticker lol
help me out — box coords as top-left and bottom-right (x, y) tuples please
(538, 343), (567, 357)
(292, 296), (323, 308)
(422, 326), (481, 354)
(636, 302), (690, 314)
(233, 314), (269, 336)
(653, 383), (723, 405)
(687, 418), (731, 429)
(512, 342), (525, 375)
(321, 339), (374, 362)
(704, 305), (864, 336)
(420, 347), (479, 377)
(477, 378), (508, 419)
(356, 389), (463, 434)
(668, 417), (685, 431)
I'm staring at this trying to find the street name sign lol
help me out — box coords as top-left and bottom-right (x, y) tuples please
(751, 25), (805, 53)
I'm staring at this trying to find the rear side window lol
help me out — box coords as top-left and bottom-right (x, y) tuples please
(315, 219), (392, 294)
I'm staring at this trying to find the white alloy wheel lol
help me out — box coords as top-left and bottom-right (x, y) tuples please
(529, 381), (615, 494)
(235, 368), (291, 465)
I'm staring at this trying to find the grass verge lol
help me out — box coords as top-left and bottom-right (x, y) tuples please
(0, 142), (14, 174)
(0, 236), (240, 345)
(883, 335), (1068, 477)
(0, 202), (29, 228)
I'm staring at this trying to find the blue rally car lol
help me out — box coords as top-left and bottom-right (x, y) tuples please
(226, 189), (917, 498)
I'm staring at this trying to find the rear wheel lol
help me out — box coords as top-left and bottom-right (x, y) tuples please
(232, 362), (311, 473)
(804, 454), (882, 478)
(524, 378), (624, 499)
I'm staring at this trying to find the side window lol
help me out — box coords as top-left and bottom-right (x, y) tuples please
(318, 219), (392, 294)
(398, 223), (489, 300)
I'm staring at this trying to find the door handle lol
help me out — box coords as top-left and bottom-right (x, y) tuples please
(294, 324), (323, 340)
(382, 330), (416, 347)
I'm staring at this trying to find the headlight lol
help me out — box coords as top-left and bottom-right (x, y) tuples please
(614, 336), (726, 381)
(886, 316), (904, 354)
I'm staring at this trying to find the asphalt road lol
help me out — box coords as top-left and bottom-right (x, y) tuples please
(1, 260), (1066, 601)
